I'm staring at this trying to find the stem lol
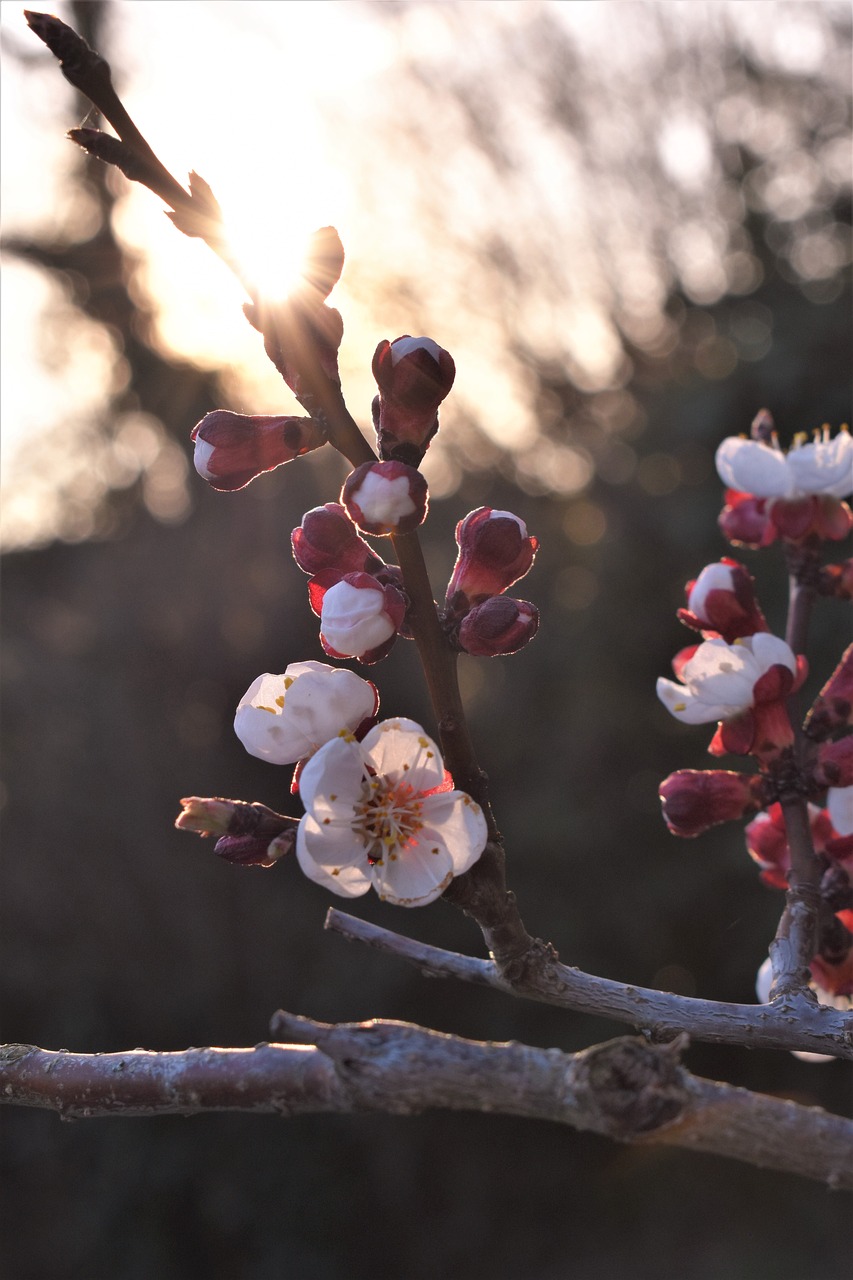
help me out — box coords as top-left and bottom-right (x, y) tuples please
(770, 555), (823, 996)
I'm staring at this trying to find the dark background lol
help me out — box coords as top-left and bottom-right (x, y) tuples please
(2, 3), (851, 1277)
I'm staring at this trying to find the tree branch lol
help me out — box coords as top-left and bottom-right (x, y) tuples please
(2, 1026), (850, 1188)
(324, 909), (853, 1059)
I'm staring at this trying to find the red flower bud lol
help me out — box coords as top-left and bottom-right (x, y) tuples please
(659, 769), (765, 838)
(814, 737), (853, 790)
(446, 507), (538, 613)
(805, 644), (853, 740)
(292, 504), (384, 578)
(818, 558), (853, 601)
(677, 559), (768, 642)
(745, 802), (835, 889)
(341, 461), (428, 536)
(191, 411), (325, 491)
(372, 336), (456, 462)
(718, 491), (775, 548)
(458, 596), (539, 657)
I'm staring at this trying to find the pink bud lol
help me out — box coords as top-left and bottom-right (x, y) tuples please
(191, 411), (325, 491)
(458, 596), (539, 657)
(814, 738), (853, 790)
(246, 297), (344, 397)
(745, 803), (835, 889)
(372, 335), (456, 461)
(446, 508), (538, 613)
(678, 560), (768, 642)
(718, 491), (775, 548)
(176, 797), (297, 868)
(319, 572), (406, 664)
(292, 504), (384, 578)
(659, 769), (764, 838)
(341, 461), (429, 536)
(805, 644), (853, 740)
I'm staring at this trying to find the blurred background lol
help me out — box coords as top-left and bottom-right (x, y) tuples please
(1, 2), (851, 1277)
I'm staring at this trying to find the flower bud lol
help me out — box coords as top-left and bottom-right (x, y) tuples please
(372, 335), (456, 461)
(234, 663), (378, 766)
(292, 503), (384, 578)
(341, 461), (428, 536)
(805, 644), (853, 740)
(678, 560), (767, 642)
(745, 802), (835, 889)
(191, 411), (325, 491)
(814, 739), (853, 791)
(658, 769), (764, 838)
(319, 572), (407, 663)
(176, 797), (298, 868)
(458, 596), (539, 657)
(445, 508), (538, 613)
(818, 558), (853, 601)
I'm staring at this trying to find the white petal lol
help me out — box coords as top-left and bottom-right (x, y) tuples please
(687, 562), (736, 616)
(827, 786), (853, 836)
(656, 677), (730, 724)
(320, 580), (395, 657)
(681, 639), (755, 709)
(419, 792), (488, 874)
(755, 957), (774, 1003)
(361, 718), (446, 792)
(786, 432), (853, 499)
(193, 437), (216, 480)
(298, 735), (366, 817)
(282, 663), (376, 751)
(370, 841), (455, 906)
(390, 336), (441, 365)
(746, 632), (797, 678)
(356, 472), (416, 525)
(715, 438), (794, 498)
(296, 815), (371, 897)
(234, 674), (314, 763)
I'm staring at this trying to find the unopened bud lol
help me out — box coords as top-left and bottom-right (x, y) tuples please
(341, 461), (428, 536)
(372, 335), (456, 462)
(659, 769), (765, 838)
(191, 411), (325, 491)
(319, 572), (407, 663)
(805, 645), (853, 740)
(292, 503), (384, 577)
(458, 596), (539, 657)
(814, 739), (853, 790)
(678, 559), (767, 641)
(176, 797), (298, 868)
(445, 507), (538, 613)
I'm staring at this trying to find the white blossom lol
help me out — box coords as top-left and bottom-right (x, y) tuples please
(715, 428), (852, 500)
(656, 634), (796, 725)
(827, 785), (853, 837)
(296, 718), (487, 906)
(234, 662), (376, 765)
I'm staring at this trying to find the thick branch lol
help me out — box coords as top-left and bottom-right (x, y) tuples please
(2, 1027), (850, 1188)
(325, 909), (853, 1059)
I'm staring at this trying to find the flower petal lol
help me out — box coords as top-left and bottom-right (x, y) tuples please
(370, 841), (455, 906)
(360, 718), (445, 792)
(420, 791), (488, 874)
(715, 438), (794, 498)
(296, 815), (371, 897)
(297, 735), (365, 816)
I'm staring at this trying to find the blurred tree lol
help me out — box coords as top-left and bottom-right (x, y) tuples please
(1, 4), (851, 1278)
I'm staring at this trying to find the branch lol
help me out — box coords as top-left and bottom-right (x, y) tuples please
(2, 1026), (850, 1188)
(325, 909), (853, 1059)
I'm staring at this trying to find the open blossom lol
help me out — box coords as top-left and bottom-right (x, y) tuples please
(234, 663), (378, 765)
(716, 428), (852, 500)
(716, 425), (852, 546)
(657, 634), (802, 758)
(296, 718), (487, 906)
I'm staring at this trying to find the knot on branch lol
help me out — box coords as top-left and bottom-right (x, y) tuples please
(572, 1036), (688, 1137)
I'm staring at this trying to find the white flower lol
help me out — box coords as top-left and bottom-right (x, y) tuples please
(296, 717), (488, 906)
(320, 579), (398, 658)
(827, 785), (853, 837)
(715, 428), (852, 500)
(234, 662), (377, 765)
(755, 958), (850, 1062)
(656, 634), (796, 725)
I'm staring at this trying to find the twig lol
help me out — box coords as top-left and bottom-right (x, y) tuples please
(324, 909), (853, 1059)
(2, 1028), (850, 1187)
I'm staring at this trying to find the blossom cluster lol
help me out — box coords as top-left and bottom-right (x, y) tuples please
(657, 415), (853, 1012)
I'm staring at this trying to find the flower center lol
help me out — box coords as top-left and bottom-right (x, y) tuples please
(353, 777), (424, 865)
